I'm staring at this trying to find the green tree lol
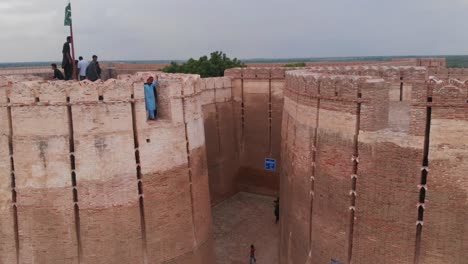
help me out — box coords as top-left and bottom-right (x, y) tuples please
(162, 51), (245, 77)
(284, 62), (306, 67)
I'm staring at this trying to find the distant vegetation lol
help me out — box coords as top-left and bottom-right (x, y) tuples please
(446, 55), (468, 68)
(284, 62), (306, 67)
(161, 51), (245, 78)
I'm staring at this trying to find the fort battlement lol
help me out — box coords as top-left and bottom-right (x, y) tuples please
(279, 69), (467, 264)
(0, 74), (215, 264)
(0, 57), (467, 264)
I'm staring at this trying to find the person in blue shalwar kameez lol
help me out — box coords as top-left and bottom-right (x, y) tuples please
(144, 76), (159, 120)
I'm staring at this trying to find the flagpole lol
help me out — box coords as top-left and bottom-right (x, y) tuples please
(70, 22), (77, 80)
(66, 0), (77, 80)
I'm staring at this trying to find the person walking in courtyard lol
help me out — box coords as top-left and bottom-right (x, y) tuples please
(144, 75), (159, 120)
(62, 36), (73, 80)
(51, 64), (64, 80)
(250, 244), (256, 264)
(274, 197), (280, 224)
(86, 55), (102, 81)
(77, 56), (89, 81)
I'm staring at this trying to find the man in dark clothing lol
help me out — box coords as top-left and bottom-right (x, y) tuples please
(62, 36), (73, 80)
(86, 55), (102, 81)
(274, 197), (280, 224)
(51, 64), (64, 80)
(250, 244), (256, 264)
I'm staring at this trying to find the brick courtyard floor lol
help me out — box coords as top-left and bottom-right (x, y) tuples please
(212, 192), (279, 264)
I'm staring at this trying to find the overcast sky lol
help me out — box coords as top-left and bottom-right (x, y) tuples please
(0, 0), (467, 62)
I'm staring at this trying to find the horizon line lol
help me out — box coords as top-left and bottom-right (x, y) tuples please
(1, 54), (467, 66)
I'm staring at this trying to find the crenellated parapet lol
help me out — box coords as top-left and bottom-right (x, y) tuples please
(279, 66), (467, 264)
(0, 73), (216, 264)
(0, 58), (466, 264)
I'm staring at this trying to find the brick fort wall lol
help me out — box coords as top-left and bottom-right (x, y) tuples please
(0, 74), (216, 264)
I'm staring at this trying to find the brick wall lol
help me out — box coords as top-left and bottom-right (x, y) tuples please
(0, 74), (215, 264)
(224, 68), (284, 197)
(221, 65), (431, 201)
(0, 79), (17, 263)
(418, 78), (468, 264)
(279, 68), (468, 264)
(198, 77), (240, 205)
(1, 57), (466, 263)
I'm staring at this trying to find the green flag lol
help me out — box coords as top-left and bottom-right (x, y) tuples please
(64, 2), (72, 26)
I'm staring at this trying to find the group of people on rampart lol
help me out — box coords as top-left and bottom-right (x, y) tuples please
(51, 36), (160, 121)
(51, 36), (101, 82)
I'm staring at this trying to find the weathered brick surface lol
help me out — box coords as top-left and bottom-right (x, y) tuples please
(279, 69), (467, 264)
(353, 140), (422, 264)
(0, 75), (215, 264)
(237, 79), (279, 195)
(353, 75), (424, 264)
(203, 104), (222, 200)
(70, 83), (142, 263)
(242, 80), (270, 169)
(0, 59), (466, 264)
(9, 82), (78, 263)
(420, 107), (468, 263)
(310, 123), (353, 263)
(143, 165), (196, 262)
(284, 122), (314, 264)
(389, 101), (412, 132)
(231, 78), (243, 137)
(136, 76), (215, 263)
(199, 78), (240, 205)
(237, 167), (279, 196)
(360, 80), (389, 131)
(72, 97), (142, 263)
(202, 101), (240, 205)
(271, 80), (284, 181)
(190, 145), (212, 243)
(279, 110), (295, 264)
(187, 109), (212, 246)
(0, 82), (16, 264)
(217, 102), (240, 198)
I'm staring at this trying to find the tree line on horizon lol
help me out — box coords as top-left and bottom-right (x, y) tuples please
(161, 51), (245, 78)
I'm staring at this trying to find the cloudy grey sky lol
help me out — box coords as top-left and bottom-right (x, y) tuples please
(0, 0), (467, 62)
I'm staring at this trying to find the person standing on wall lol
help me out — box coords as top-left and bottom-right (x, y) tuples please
(86, 55), (102, 81)
(62, 36), (73, 80)
(250, 244), (257, 264)
(77, 56), (89, 81)
(144, 76), (159, 120)
(51, 63), (65, 80)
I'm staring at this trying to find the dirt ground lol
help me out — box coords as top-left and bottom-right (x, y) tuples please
(212, 192), (279, 264)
